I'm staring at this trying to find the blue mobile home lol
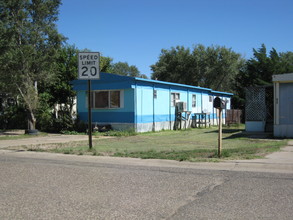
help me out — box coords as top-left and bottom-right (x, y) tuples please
(72, 72), (233, 132)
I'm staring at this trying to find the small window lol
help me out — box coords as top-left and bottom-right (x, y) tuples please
(110, 91), (120, 108)
(154, 90), (157, 99)
(209, 96), (213, 102)
(171, 92), (180, 106)
(94, 91), (108, 108)
(192, 94), (196, 108)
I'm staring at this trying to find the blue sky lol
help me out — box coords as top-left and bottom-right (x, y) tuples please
(57, 0), (293, 77)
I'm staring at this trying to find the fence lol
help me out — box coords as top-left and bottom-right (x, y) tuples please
(226, 109), (242, 125)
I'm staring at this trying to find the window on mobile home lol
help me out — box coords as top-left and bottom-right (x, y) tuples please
(88, 90), (121, 109)
(94, 91), (109, 108)
(171, 92), (180, 106)
(110, 91), (120, 108)
(153, 90), (157, 99)
(192, 94), (196, 107)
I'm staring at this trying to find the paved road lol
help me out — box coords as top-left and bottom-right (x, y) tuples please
(0, 150), (292, 220)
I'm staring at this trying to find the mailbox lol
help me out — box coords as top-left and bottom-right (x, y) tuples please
(213, 97), (226, 109)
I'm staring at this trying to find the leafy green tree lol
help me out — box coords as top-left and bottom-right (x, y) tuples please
(100, 56), (113, 73)
(47, 45), (78, 110)
(279, 51), (293, 71)
(140, 74), (148, 79)
(0, 0), (64, 130)
(110, 61), (141, 77)
(151, 45), (244, 92)
(151, 46), (193, 85)
(234, 44), (293, 108)
(35, 44), (78, 132)
(237, 44), (293, 87)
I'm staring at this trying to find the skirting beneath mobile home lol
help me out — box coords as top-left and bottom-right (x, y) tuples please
(274, 125), (293, 138)
(95, 119), (226, 133)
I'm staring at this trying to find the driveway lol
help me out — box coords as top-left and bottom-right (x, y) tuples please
(0, 131), (89, 149)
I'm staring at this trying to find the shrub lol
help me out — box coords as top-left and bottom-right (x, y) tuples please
(0, 105), (26, 129)
(102, 129), (137, 137)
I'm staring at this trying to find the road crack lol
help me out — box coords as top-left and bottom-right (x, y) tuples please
(165, 176), (229, 220)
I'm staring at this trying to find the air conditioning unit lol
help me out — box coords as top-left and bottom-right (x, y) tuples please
(176, 101), (187, 112)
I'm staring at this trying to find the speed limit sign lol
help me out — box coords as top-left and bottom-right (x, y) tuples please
(78, 52), (100, 79)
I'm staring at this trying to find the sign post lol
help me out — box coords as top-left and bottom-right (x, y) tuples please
(88, 80), (92, 149)
(78, 52), (100, 149)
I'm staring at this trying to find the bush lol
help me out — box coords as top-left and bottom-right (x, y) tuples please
(36, 95), (53, 131)
(52, 110), (74, 132)
(0, 105), (27, 129)
(36, 93), (75, 133)
(73, 116), (88, 133)
(102, 129), (137, 137)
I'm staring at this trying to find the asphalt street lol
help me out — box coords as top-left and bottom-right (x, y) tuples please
(0, 150), (292, 220)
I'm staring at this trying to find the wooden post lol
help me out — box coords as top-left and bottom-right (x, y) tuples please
(218, 108), (222, 157)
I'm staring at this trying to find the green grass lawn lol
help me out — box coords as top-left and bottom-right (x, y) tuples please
(38, 126), (288, 162)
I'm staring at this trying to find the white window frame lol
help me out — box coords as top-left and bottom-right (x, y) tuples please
(171, 92), (180, 107)
(87, 90), (123, 109)
(192, 94), (196, 108)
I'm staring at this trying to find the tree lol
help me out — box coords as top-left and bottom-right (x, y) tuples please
(233, 44), (293, 108)
(0, 0), (64, 130)
(36, 44), (78, 132)
(100, 56), (113, 73)
(151, 46), (193, 85)
(279, 51), (293, 72)
(140, 74), (148, 79)
(237, 44), (293, 87)
(110, 61), (141, 77)
(151, 45), (244, 92)
(47, 44), (78, 109)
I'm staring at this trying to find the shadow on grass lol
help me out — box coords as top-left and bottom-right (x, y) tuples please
(205, 128), (246, 139)
(204, 128), (276, 140)
(223, 131), (276, 140)
(205, 128), (244, 134)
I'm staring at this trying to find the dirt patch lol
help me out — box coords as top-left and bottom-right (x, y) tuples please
(0, 130), (25, 136)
